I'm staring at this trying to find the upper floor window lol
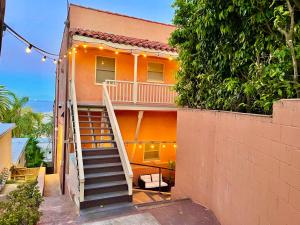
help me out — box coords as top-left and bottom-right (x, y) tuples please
(96, 56), (115, 84)
(144, 143), (160, 161)
(147, 62), (164, 82)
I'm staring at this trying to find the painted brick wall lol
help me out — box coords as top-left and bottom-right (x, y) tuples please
(172, 99), (300, 225)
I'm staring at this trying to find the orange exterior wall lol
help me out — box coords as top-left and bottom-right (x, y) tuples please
(74, 48), (178, 104)
(173, 100), (300, 225)
(116, 110), (177, 164)
(69, 4), (175, 44)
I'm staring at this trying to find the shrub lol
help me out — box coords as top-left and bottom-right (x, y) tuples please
(25, 138), (45, 168)
(0, 181), (43, 225)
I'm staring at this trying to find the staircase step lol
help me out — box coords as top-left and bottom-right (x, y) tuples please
(80, 191), (131, 209)
(81, 140), (115, 144)
(84, 162), (122, 169)
(84, 162), (123, 174)
(80, 134), (114, 137)
(85, 171), (126, 184)
(78, 115), (108, 118)
(85, 180), (128, 195)
(82, 148), (118, 156)
(85, 171), (125, 179)
(80, 127), (112, 130)
(79, 121), (110, 124)
(83, 154), (121, 164)
(80, 202), (133, 216)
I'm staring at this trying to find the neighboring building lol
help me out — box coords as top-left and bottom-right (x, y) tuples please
(0, 123), (15, 170)
(37, 138), (52, 163)
(12, 138), (29, 167)
(54, 4), (178, 212)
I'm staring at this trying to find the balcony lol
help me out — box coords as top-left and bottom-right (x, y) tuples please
(104, 80), (177, 109)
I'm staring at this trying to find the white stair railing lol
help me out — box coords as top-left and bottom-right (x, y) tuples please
(103, 82), (133, 196)
(69, 79), (85, 202)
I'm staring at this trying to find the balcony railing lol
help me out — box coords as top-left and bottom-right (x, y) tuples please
(105, 80), (177, 105)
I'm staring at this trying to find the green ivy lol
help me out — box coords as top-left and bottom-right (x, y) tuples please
(170, 0), (300, 114)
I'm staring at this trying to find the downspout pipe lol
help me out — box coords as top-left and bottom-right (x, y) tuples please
(62, 4), (70, 195)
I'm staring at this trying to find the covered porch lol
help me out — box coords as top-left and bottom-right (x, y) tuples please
(68, 28), (178, 109)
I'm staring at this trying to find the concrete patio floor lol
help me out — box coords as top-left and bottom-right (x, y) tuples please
(38, 174), (220, 225)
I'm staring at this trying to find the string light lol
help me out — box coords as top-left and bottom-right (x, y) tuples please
(4, 23), (59, 64)
(53, 59), (57, 64)
(169, 57), (173, 61)
(25, 45), (32, 53)
(142, 53), (147, 58)
(83, 44), (87, 48)
(99, 46), (103, 50)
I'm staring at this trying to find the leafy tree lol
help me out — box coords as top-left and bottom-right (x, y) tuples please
(0, 85), (10, 120)
(170, 0), (300, 114)
(2, 92), (47, 138)
(25, 138), (45, 168)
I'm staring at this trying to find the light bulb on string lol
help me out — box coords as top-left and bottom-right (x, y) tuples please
(42, 56), (46, 62)
(53, 59), (57, 64)
(26, 45), (32, 53)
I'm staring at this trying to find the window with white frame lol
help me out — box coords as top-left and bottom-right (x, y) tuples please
(147, 62), (164, 82)
(96, 56), (115, 83)
(144, 143), (160, 161)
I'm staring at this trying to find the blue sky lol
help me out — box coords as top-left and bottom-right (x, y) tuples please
(0, 0), (174, 101)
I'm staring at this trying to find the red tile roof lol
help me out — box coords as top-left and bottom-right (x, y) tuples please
(70, 28), (177, 53)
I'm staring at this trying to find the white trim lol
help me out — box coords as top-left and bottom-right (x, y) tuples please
(73, 35), (178, 58)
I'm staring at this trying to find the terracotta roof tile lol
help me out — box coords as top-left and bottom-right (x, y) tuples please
(70, 28), (177, 53)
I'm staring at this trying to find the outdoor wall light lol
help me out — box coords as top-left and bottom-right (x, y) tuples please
(162, 144), (166, 148)
(138, 145), (142, 149)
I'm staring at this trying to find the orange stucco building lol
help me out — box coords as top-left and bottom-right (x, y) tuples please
(54, 4), (178, 211)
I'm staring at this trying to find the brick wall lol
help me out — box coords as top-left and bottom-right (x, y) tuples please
(172, 99), (300, 225)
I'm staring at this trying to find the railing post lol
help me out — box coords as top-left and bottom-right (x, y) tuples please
(133, 54), (139, 103)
